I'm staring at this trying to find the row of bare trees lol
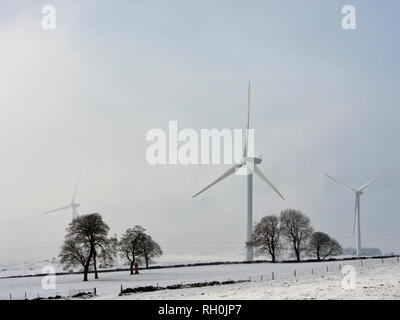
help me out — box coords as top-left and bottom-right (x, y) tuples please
(59, 213), (162, 281)
(249, 209), (342, 262)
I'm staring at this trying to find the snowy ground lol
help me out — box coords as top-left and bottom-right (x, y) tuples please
(0, 257), (398, 300)
(114, 261), (400, 300)
(0, 259), (64, 278)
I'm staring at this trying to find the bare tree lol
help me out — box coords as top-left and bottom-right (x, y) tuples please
(279, 209), (313, 262)
(119, 225), (146, 275)
(140, 234), (163, 268)
(308, 232), (342, 261)
(59, 237), (92, 281)
(248, 215), (281, 262)
(59, 213), (111, 281)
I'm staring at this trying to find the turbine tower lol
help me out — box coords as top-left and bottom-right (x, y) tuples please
(324, 169), (387, 256)
(193, 82), (285, 262)
(43, 173), (81, 221)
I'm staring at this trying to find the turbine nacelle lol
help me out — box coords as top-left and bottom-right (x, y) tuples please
(243, 156), (262, 165)
(235, 157), (263, 176)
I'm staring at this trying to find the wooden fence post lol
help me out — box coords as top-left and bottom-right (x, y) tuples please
(120, 284), (123, 293)
(272, 272), (274, 280)
(294, 269), (296, 277)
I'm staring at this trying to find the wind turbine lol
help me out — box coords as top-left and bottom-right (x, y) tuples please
(43, 174), (81, 221)
(193, 82), (285, 262)
(324, 169), (388, 256)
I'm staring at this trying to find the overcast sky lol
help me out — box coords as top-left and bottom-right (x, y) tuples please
(0, 0), (399, 261)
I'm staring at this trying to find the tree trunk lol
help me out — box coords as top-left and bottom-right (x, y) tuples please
(93, 254), (98, 279)
(143, 245), (149, 269)
(83, 264), (89, 281)
(83, 248), (93, 282)
(295, 248), (300, 262)
(130, 261), (134, 275)
(271, 254), (276, 263)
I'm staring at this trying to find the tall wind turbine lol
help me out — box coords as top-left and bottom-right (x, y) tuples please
(324, 169), (388, 256)
(43, 174), (81, 221)
(193, 82), (285, 262)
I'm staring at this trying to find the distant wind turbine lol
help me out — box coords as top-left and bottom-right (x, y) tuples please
(193, 82), (285, 262)
(324, 169), (388, 256)
(43, 173), (81, 221)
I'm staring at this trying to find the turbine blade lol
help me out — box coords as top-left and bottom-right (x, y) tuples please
(192, 164), (242, 198)
(358, 169), (388, 192)
(71, 172), (81, 203)
(42, 204), (72, 215)
(324, 173), (356, 193)
(243, 81), (251, 157)
(253, 165), (285, 201)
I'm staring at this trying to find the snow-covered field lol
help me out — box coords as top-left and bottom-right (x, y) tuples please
(0, 259), (64, 278)
(115, 261), (400, 300)
(0, 257), (398, 300)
